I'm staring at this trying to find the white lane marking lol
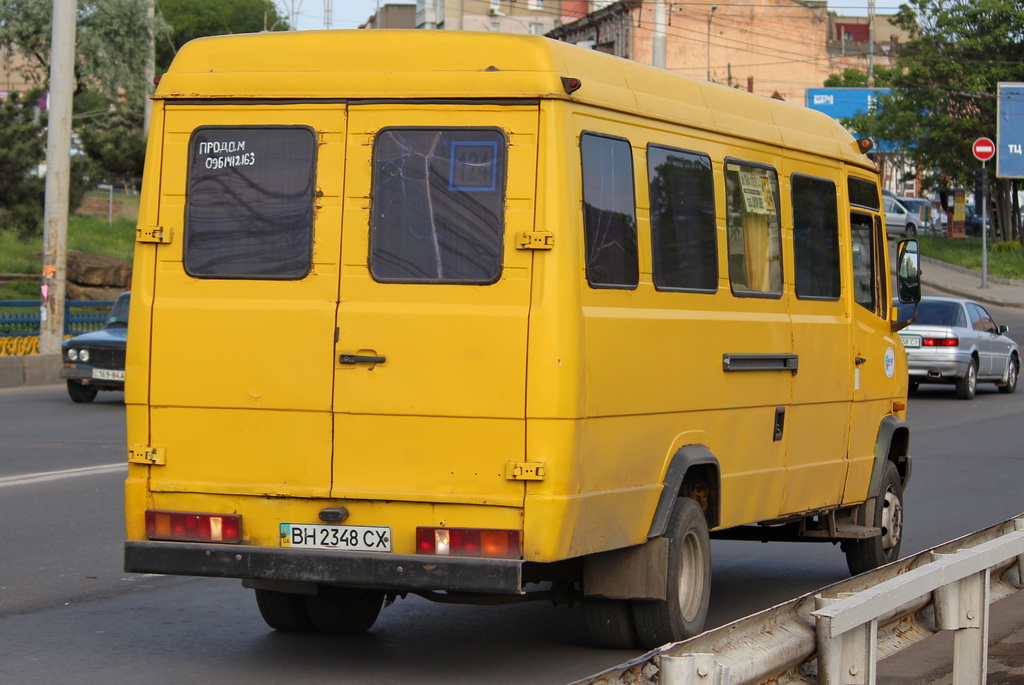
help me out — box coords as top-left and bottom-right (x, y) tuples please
(0, 462), (127, 488)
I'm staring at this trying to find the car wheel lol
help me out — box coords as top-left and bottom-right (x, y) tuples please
(845, 461), (904, 576)
(955, 359), (978, 400)
(66, 380), (98, 403)
(906, 223), (916, 236)
(582, 597), (639, 649)
(630, 498), (711, 648)
(998, 355), (1019, 394)
(255, 589), (315, 632)
(304, 585), (384, 634)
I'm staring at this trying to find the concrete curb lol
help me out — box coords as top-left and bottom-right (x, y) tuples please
(0, 354), (61, 389)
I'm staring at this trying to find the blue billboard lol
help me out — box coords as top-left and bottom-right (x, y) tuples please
(997, 83), (1024, 178)
(806, 87), (896, 151)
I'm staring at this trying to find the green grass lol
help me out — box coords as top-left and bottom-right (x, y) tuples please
(0, 215), (136, 300)
(918, 235), (1024, 281)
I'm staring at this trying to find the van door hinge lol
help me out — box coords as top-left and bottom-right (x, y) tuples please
(515, 231), (554, 250)
(505, 461), (545, 481)
(128, 445), (166, 465)
(136, 225), (172, 244)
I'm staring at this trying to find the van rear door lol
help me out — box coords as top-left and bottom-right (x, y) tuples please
(146, 104), (346, 498)
(330, 104), (539, 508)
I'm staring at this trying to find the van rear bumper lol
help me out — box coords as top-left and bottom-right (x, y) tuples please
(124, 541), (525, 595)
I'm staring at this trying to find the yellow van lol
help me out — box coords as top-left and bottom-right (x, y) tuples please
(124, 30), (922, 648)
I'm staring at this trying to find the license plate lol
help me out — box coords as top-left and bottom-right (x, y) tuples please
(92, 368), (125, 381)
(900, 335), (921, 348)
(280, 523), (392, 552)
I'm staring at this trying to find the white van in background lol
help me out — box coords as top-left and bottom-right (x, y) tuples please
(897, 197), (935, 234)
(884, 196), (921, 236)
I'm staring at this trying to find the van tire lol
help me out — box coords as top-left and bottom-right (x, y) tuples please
(582, 598), (639, 649)
(630, 498), (711, 648)
(67, 380), (98, 403)
(845, 461), (903, 576)
(304, 586), (384, 634)
(955, 359), (978, 399)
(254, 589), (315, 632)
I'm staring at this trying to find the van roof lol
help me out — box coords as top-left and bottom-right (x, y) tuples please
(158, 30), (874, 170)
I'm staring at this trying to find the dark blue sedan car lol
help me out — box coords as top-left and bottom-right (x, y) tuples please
(60, 291), (129, 403)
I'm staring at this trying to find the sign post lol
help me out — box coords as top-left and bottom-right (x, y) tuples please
(972, 137), (995, 288)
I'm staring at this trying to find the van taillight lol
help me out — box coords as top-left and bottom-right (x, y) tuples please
(416, 527), (521, 559)
(923, 336), (959, 347)
(146, 510), (242, 543)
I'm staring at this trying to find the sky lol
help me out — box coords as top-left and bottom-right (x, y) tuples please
(283, 1), (907, 32)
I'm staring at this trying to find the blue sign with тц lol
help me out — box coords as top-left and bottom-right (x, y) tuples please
(998, 83), (1024, 178)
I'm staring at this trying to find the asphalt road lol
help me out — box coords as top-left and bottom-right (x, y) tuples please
(2, 301), (1022, 683)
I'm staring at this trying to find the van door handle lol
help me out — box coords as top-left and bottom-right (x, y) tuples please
(339, 354), (386, 365)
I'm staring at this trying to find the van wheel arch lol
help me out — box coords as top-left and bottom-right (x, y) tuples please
(647, 445), (721, 539)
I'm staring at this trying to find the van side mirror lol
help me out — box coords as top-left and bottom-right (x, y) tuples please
(896, 239), (921, 304)
(893, 239), (921, 332)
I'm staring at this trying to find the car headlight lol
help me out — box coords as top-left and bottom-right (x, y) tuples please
(79, 349), (90, 363)
(67, 349), (78, 362)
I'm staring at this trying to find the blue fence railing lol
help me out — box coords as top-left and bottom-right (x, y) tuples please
(0, 301), (116, 337)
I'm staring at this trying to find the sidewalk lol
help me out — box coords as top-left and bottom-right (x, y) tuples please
(877, 579), (1024, 684)
(919, 255), (1024, 309)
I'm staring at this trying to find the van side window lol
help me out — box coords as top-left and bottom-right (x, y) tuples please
(184, 126), (316, 279)
(792, 175), (840, 300)
(647, 145), (717, 292)
(848, 176), (881, 211)
(724, 162), (782, 297)
(580, 133), (639, 289)
(851, 212), (879, 313)
(370, 128), (507, 284)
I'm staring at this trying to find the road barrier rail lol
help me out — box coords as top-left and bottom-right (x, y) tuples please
(574, 513), (1024, 685)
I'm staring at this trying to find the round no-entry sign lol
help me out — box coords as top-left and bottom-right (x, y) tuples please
(973, 137), (996, 162)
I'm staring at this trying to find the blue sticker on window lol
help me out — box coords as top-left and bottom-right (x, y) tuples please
(450, 141), (498, 191)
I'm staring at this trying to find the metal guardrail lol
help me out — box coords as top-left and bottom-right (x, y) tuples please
(574, 514), (1024, 685)
(0, 300), (115, 337)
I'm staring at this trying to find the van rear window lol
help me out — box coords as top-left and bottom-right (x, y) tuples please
(370, 128), (507, 284)
(184, 126), (317, 279)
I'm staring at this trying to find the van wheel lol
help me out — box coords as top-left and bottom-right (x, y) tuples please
(304, 586), (384, 634)
(630, 498), (711, 648)
(955, 359), (978, 399)
(582, 598), (638, 649)
(67, 380), (98, 403)
(845, 461), (903, 576)
(998, 355), (1018, 394)
(254, 589), (315, 632)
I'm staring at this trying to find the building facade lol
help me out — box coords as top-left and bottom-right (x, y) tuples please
(546, 0), (908, 104)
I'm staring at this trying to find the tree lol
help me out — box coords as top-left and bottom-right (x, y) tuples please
(156, 0), (288, 73)
(0, 90), (92, 237)
(0, 0), (167, 106)
(844, 0), (1024, 239)
(824, 67), (894, 88)
(0, 91), (47, 237)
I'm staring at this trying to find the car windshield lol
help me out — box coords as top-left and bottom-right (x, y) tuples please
(105, 293), (130, 328)
(914, 300), (962, 327)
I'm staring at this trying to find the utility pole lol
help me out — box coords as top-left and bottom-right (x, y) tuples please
(867, 0), (875, 87)
(144, 0), (154, 137)
(706, 5), (717, 81)
(652, 0), (666, 68)
(40, 0), (77, 356)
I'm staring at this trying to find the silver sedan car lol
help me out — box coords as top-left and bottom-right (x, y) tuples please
(896, 296), (1019, 399)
